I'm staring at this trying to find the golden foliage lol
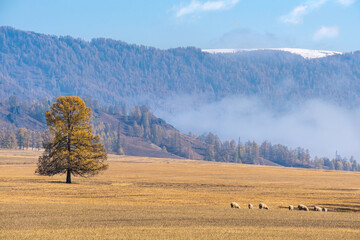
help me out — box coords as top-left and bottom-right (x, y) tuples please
(36, 97), (107, 182)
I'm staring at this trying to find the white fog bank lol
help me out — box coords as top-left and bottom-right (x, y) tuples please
(155, 96), (360, 159)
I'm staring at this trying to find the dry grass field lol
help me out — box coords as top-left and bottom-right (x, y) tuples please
(1, 149), (360, 239)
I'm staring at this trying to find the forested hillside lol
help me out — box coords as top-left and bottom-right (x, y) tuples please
(0, 96), (205, 160)
(1, 97), (359, 172)
(1, 26), (360, 108)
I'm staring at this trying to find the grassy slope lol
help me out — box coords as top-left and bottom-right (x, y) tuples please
(0, 150), (360, 239)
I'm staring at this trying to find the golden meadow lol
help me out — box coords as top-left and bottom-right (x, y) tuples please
(1, 150), (360, 239)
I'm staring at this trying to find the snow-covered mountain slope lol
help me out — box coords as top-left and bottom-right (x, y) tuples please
(202, 48), (343, 59)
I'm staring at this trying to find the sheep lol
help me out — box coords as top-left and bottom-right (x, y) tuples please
(259, 203), (269, 210)
(289, 205), (294, 211)
(314, 206), (322, 211)
(248, 203), (253, 209)
(322, 207), (328, 212)
(230, 202), (240, 208)
(298, 204), (309, 211)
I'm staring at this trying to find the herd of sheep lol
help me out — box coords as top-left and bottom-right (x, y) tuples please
(230, 202), (328, 212)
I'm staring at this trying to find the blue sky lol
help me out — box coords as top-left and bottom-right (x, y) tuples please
(0, 0), (359, 51)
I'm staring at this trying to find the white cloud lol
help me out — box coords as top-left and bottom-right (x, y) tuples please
(313, 26), (339, 41)
(282, 5), (308, 24)
(156, 96), (360, 160)
(337, 0), (356, 6)
(175, 0), (239, 17)
(281, 0), (328, 24)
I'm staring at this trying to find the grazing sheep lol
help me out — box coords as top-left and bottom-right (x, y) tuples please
(314, 206), (322, 211)
(248, 203), (253, 209)
(298, 204), (309, 211)
(322, 207), (328, 212)
(259, 203), (268, 210)
(289, 205), (294, 211)
(230, 202), (240, 209)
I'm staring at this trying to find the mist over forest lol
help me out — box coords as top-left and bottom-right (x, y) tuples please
(156, 95), (360, 160)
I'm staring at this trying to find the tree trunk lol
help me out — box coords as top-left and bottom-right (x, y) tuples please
(66, 169), (71, 183)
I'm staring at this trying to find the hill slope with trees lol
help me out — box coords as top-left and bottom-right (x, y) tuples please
(0, 97), (358, 172)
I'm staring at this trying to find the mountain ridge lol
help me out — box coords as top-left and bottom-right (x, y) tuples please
(1, 26), (360, 108)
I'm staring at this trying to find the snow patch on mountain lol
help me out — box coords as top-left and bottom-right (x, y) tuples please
(202, 48), (343, 59)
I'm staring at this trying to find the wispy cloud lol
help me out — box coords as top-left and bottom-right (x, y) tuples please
(175, 0), (239, 17)
(281, 0), (328, 24)
(337, 0), (356, 6)
(313, 26), (339, 40)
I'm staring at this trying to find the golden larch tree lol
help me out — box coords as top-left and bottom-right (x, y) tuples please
(36, 96), (108, 183)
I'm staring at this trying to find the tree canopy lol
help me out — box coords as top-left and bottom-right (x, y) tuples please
(36, 96), (108, 183)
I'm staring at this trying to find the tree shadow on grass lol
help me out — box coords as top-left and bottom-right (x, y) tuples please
(46, 180), (78, 184)
(27, 179), (78, 184)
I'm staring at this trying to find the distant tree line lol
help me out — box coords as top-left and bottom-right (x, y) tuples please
(0, 128), (49, 150)
(200, 132), (360, 172)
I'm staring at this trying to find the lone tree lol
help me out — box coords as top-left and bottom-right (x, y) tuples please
(36, 96), (108, 183)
